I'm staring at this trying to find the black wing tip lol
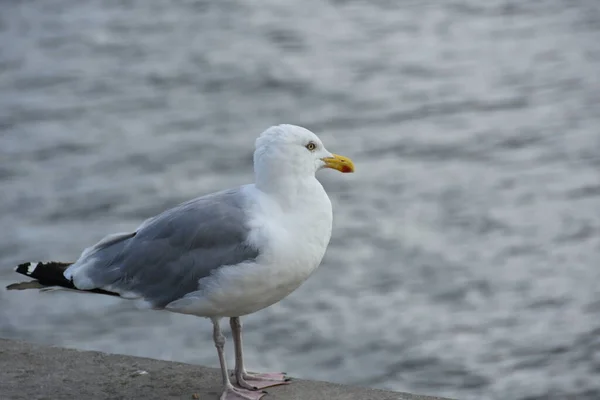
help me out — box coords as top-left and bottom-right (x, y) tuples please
(15, 262), (38, 276)
(14, 261), (74, 280)
(11, 261), (121, 297)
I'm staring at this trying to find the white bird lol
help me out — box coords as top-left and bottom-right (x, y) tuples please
(7, 124), (355, 400)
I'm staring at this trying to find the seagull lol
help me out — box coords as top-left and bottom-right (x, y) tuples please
(7, 124), (355, 400)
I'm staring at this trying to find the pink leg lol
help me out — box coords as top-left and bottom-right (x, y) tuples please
(219, 386), (266, 400)
(211, 318), (268, 400)
(230, 317), (291, 390)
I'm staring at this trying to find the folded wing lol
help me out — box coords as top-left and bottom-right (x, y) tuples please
(64, 188), (260, 308)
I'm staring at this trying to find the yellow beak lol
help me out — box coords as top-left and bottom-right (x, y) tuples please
(321, 154), (355, 173)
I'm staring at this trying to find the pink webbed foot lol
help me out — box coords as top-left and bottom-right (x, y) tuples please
(236, 371), (291, 390)
(220, 385), (267, 400)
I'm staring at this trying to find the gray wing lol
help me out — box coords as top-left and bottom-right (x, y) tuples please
(65, 187), (260, 308)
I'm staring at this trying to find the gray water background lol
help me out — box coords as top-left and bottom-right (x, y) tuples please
(1, 1), (600, 399)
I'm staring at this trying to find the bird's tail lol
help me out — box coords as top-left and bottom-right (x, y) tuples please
(6, 261), (118, 296)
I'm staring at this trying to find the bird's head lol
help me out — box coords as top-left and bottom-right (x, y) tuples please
(254, 124), (355, 179)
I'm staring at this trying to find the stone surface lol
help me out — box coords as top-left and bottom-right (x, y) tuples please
(0, 339), (453, 400)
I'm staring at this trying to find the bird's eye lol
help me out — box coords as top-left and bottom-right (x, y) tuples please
(306, 142), (317, 151)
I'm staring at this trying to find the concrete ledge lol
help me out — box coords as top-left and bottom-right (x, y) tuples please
(0, 339), (453, 400)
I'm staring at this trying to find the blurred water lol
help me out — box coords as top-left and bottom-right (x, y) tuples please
(1, 1), (600, 399)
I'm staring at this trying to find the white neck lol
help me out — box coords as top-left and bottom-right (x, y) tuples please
(255, 168), (323, 209)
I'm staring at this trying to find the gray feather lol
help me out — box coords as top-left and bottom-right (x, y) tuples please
(69, 187), (260, 308)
